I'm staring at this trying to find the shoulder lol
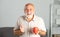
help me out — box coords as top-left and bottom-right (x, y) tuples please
(18, 15), (25, 19)
(35, 15), (44, 22)
(17, 15), (25, 21)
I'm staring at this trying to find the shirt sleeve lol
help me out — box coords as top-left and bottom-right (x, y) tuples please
(38, 18), (46, 32)
(13, 17), (20, 31)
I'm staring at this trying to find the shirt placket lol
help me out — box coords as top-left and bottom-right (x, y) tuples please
(27, 22), (30, 37)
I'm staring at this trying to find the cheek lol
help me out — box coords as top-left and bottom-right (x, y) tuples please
(32, 10), (34, 13)
(24, 10), (27, 14)
(31, 12), (34, 14)
(24, 10), (27, 12)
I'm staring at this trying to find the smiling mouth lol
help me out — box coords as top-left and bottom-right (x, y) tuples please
(27, 14), (31, 15)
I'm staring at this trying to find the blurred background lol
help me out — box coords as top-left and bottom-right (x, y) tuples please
(0, 0), (60, 37)
(0, 0), (51, 28)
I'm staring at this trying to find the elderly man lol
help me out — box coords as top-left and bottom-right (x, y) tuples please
(13, 3), (46, 37)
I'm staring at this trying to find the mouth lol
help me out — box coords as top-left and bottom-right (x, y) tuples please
(27, 14), (31, 15)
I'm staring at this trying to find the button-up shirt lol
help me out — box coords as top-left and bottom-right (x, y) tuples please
(14, 15), (46, 37)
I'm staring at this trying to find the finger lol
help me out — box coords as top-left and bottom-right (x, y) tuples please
(20, 24), (23, 28)
(20, 24), (24, 29)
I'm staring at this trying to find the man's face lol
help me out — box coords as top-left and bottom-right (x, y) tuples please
(24, 5), (35, 17)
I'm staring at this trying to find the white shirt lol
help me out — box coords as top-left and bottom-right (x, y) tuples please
(14, 15), (46, 37)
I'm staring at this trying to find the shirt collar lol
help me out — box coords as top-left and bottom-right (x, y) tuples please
(32, 15), (36, 21)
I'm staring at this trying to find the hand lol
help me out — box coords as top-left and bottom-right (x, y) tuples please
(20, 24), (24, 33)
(32, 27), (39, 34)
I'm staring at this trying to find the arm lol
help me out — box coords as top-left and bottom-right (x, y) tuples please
(13, 17), (24, 36)
(38, 18), (46, 36)
(38, 29), (46, 36)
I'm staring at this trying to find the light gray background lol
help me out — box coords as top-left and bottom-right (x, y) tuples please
(0, 0), (51, 30)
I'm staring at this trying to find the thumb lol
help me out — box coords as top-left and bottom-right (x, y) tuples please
(20, 24), (24, 29)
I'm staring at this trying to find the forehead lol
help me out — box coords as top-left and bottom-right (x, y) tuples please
(25, 3), (34, 7)
(25, 5), (34, 9)
(26, 5), (34, 8)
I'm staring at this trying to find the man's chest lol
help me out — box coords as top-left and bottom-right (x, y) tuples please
(21, 20), (40, 30)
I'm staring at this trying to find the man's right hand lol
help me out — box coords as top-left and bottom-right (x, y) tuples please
(14, 24), (24, 36)
(20, 24), (24, 33)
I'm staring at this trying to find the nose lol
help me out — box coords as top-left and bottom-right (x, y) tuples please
(27, 9), (30, 12)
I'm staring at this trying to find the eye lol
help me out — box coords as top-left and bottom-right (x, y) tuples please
(25, 9), (28, 11)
